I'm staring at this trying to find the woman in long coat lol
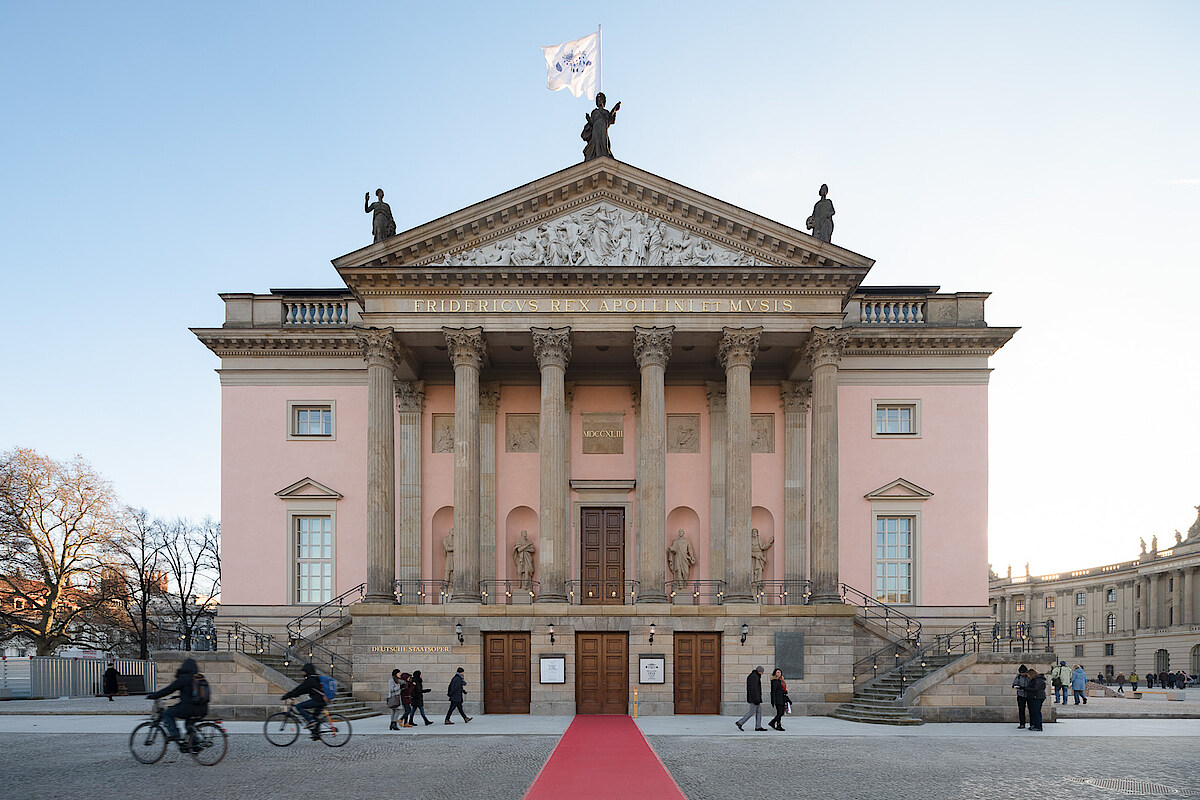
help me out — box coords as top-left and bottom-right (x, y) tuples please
(768, 668), (789, 731)
(102, 662), (120, 701)
(408, 670), (433, 725)
(1070, 664), (1088, 705)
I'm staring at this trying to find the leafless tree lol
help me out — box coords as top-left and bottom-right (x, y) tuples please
(109, 508), (168, 659)
(159, 517), (220, 651)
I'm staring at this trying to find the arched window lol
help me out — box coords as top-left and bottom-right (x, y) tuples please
(1105, 664), (1114, 677)
(1076, 616), (1086, 636)
(1155, 648), (1170, 672)
(1106, 613), (1116, 634)
(1191, 644), (1199, 676)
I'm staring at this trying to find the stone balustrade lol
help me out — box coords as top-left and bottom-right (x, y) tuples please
(283, 298), (352, 326)
(219, 290), (361, 328)
(846, 289), (991, 328)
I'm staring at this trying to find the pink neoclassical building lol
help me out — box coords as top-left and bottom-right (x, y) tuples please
(193, 157), (1017, 718)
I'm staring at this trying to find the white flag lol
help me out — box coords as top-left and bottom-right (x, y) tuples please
(542, 32), (600, 100)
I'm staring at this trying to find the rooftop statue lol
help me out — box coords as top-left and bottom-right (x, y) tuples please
(365, 188), (397, 243)
(805, 184), (835, 243)
(581, 92), (621, 161)
(1188, 504), (1200, 542)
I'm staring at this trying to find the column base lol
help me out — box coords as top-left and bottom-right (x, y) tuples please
(536, 594), (568, 603)
(639, 591), (669, 603)
(724, 593), (754, 604)
(362, 593), (397, 605)
(809, 592), (844, 605)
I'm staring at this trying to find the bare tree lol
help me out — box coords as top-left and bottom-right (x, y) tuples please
(109, 508), (167, 659)
(0, 448), (124, 655)
(159, 517), (220, 651)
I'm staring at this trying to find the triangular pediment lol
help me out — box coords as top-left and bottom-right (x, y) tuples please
(864, 478), (934, 500)
(332, 157), (873, 272)
(275, 477), (343, 499)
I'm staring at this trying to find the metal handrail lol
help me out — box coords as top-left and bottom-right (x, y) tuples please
(667, 580), (726, 605)
(566, 580), (640, 605)
(217, 621), (354, 688)
(840, 583), (923, 643)
(480, 580), (539, 605)
(286, 583), (365, 642)
(754, 580), (812, 606)
(392, 579), (450, 605)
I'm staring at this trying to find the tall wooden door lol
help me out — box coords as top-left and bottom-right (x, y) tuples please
(674, 633), (722, 714)
(483, 632), (531, 714)
(581, 508), (625, 605)
(576, 632), (628, 714)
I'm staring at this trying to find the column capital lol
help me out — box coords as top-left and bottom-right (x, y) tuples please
(718, 327), (762, 370)
(780, 380), (813, 413)
(804, 327), (850, 370)
(394, 380), (425, 413)
(705, 380), (726, 413)
(634, 326), (675, 370)
(357, 327), (400, 369)
(442, 327), (488, 370)
(531, 326), (572, 370)
(479, 381), (501, 414)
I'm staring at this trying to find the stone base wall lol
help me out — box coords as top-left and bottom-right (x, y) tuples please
(349, 602), (856, 716)
(152, 651), (297, 720)
(902, 651), (1059, 723)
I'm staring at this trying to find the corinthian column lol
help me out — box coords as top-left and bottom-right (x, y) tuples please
(781, 380), (812, 586)
(395, 380), (425, 602)
(479, 383), (501, 586)
(805, 327), (849, 605)
(357, 328), (400, 603)
(720, 327), (761, 603)
(634, 326), (674, 603)
(443, 327), (487, 602)
(705, 382), (727, 589)
(533, 327), (571, 602)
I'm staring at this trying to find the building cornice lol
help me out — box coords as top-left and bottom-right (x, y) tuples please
(843, 327), (1019, 357)
(192, 328), (362, 358)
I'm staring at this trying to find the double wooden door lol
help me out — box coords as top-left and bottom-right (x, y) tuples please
(581, 507), (625, 605)
(674, 633), (722, 714)
(576, 632), (628, 714)
(483, 632), (531, 714)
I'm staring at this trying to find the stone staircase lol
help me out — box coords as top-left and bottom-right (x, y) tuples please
(254, 652), (378, 720)
(832, 652), (959, 725)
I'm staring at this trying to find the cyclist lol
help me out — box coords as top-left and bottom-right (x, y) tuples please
(146, 657), (209, 751)
(281, 663), (326, 739)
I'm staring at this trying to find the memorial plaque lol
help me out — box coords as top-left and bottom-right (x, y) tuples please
(667, 414), (701, 453)
(540, 655), (566, 684)
(774, 631), (804, 680)
(751, 413), (774, 453)
(582, 412), (624, 454)
(432, 414), (455, 453)
(639, 655), (666, 684)
(505, 414), (539, 452)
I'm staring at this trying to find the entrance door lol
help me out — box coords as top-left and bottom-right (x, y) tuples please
(581, 508), (625, 605)
(673, 633), (722, 714)
(483, 632), (531, 714)
(576, 632), (628, 714)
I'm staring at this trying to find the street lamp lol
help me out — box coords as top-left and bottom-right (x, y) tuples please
(740, 623), (749, 646)
(455, 622), (464, 644)
(649, 623), (656, 645)
(548, 623), (555, 644)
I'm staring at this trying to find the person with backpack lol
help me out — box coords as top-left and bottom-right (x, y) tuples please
(1011, 665), (1030, 728)
(281, 662), (329, 740)
(146, 657), (210, 751)
(1050, 661), (1071, 705)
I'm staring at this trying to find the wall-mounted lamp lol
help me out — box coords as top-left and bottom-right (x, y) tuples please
(740, 623), (749, 646)
(548, 623), (556, 644)
(649, 623), (656, 645)
(455, 622), (464, 644)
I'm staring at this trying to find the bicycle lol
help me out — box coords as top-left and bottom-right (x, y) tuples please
(130, 701), (228, 766)
(263, 699), (352, 747)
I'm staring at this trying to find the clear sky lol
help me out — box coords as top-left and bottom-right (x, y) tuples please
(2, 2), (1197, 576)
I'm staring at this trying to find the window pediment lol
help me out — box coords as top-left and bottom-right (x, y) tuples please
(864, 478), (933, 501)
(275, 477), (343, 499)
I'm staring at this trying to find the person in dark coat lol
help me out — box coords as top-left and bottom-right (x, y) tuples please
(444, 667), (472, 724)
(408, 669), (433, 725)
(1025, 668), (1047, 731)
(397, 671), (415, 727)
(146, 657), (208, 746)
(735, 666), (767, 731)
(102, 662), (120, 701)
(281, 662), (326, 739)
(768, 668), (789, 731)
(1011, 665), (1029, 728)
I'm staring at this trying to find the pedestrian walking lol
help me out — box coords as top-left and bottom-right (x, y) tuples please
(1011, 664), (1030, 728)
(768, 668), (789, 731)
(399, 671), (416, 726)
(1115, 673), (1126, 692)
(1129, 671), (1139, 691)
(735, 666), (767, 731)
(102, 661), (120, 701)
(1147, 672), (1155, 688)
(387, 669), (406, 730)
(409, 669), (433, 725)
(444, 667), (472, 724)
(1158, 670), (1169, 689)
(1096, 671), (1105, 686)
(1050, 661), (1070, 705)
(1026, 668), (1047, 731)
(1071, 664), (1088, 704)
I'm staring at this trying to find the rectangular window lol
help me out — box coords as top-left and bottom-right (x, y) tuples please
(873, 402), (919, 436)
(1045, 596), (1056, 610)
(1014, 598), (1025, 613)
(1106, 588), (1116, 602)
(296, 516), (333, 604)
(1168, 577), (1174, 592)
(873, 516), (913, 604)
(294, 406), (332, 436)
(1104, 644), (1114, 657)
(1074, 644), (1084, 657)
(1075, 592), (1086, 606)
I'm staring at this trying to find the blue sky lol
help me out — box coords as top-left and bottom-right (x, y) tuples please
(2, 2), (1197, 574)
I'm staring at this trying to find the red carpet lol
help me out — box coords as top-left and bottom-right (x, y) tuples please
(523, 715), (687, 800)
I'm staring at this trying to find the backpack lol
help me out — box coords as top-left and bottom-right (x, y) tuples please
(318, 674), (337, 702)
(191, 673), (211, 705)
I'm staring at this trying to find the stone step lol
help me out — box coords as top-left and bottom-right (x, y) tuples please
(831, 709), (923, 726)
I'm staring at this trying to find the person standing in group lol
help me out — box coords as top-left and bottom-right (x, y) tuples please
(1147, 671), (1155, 688)
(1050, 661), (1070, 705)
(445, 667), (472, 724)
(408, 670), (433, 726)
(1096, 671), (1106, 686)
(1129, 670), (1140, 691)
(1071, 664), (1088, 704)
(1159, 670), (1169, 689)
(735, 666), (767, 731)
(768, 668), (789, 731)
(1011, 665), (1030, 728)
(1026, 667), (1047, 731)
(102, 661), (120, 702)
(399, 671), (416, 727)
(387, 669), (407, 730)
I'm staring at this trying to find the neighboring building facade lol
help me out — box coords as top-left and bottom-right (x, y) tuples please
(989, 512), (1200, 679)
(194, 157), (1016, 714)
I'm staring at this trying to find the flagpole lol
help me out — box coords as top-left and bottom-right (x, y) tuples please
(597, 24), (603, 94)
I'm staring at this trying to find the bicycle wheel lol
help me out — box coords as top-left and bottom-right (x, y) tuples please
(264, 712), (300, 746)
(189, 721), (228, 766)
(129, 721), (167, 764)
(317, 712), (352, 747)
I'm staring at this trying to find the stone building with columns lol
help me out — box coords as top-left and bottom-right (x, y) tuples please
(990, 511), (1200, 681)
(193, 157), (1016, 715)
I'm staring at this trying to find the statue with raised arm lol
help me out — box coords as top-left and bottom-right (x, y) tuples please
(365, 188), (396, 243)
(805, 184), (835, 243)
(667, 530), (696, 584)
(442, 529), (455, 584)
(581, 92), (621, 161)
(513, 530), (536, 588)
(751, 528), (774, 585)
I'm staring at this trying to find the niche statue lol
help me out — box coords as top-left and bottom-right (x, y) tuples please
(581, 92), (621, 161)
(667, 530), (696, 584)
(751, 528), (774, 585)
(442, 529), (455, 584)
(365, 188), (397, 243)
(513, 530), (536, 588)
